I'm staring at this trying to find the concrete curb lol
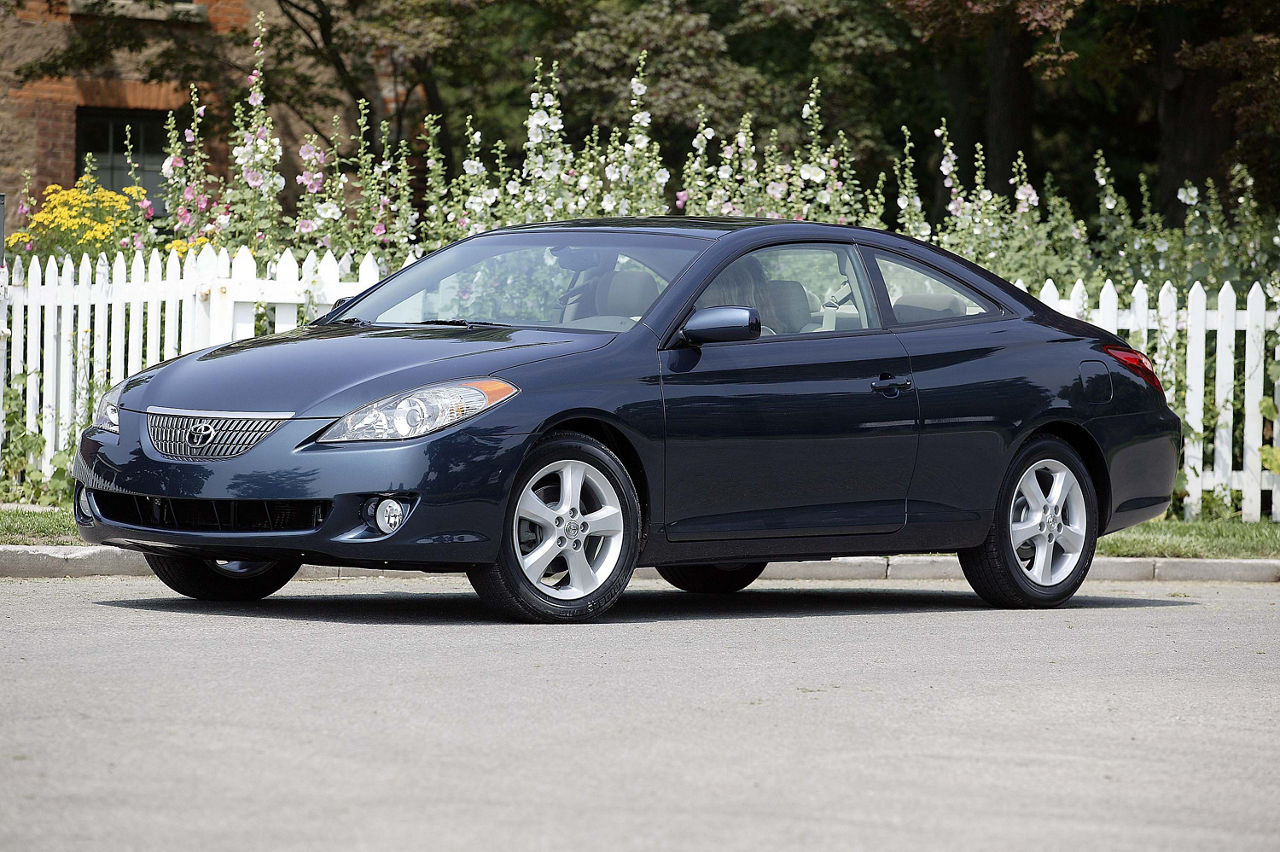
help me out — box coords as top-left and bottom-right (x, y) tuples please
(1, 545), (1277, 582)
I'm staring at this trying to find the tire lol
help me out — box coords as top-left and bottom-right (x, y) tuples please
(958, 436), (1098, 608)
(656, 562), (767, 594)
(145, 554), (300, 601)
(467, 431), (642, 623)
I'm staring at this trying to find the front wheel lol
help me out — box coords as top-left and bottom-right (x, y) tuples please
(145, 554), (300, 601)
(467, 431), (642, 622)
(958, 436), (1098, 608)
(656, 563), (767, 594)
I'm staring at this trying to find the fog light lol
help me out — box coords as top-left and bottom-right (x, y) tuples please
(374, 499), (405, 534)
(77, 488), (93, 521)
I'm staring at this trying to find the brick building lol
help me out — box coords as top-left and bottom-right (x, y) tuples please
(0, 0), (252, 234)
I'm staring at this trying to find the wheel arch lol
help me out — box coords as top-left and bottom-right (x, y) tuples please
(530, 414), (652, 530)
(1015, 420), (1112, 531)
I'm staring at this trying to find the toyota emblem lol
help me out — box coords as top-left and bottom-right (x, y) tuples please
(185, 422), (217, 448)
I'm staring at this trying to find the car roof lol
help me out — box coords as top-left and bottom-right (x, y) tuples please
(488, 216), (887, 242)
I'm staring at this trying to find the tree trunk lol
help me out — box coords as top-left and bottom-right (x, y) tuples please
(1155, 7), (1232, 220)
(983, 13), (1034, 193)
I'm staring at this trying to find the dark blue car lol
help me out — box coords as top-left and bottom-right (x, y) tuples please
(74, 218), (1180, 621)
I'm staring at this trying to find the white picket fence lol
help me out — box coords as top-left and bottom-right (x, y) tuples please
(0, 250), (1277, 520)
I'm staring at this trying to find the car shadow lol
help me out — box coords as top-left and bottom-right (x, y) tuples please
(97, 585), (1195, 626)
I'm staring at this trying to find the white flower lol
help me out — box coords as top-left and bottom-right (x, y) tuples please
(1014, 183), (1039, 210)
(543, 92), (554, 107)
(1155, 238), (1169, 252)
(633, 111), (651, 127)
(766, 181), (786, 200)
(605, 163), (620, 181)
(530, 92), (539, 108)
(316, 201), (341, 220)
(630, 79), (647, 98)
(940, 156), (954, 176)
(482, 188), (499, 205)
(702, 127), (715, 140)
(528, 126), (544, 144)
(655, 168), (670, 185)
(529, 109), (549, 128)
(1177, 186), (1199, 205)
(897, 196), (909, 210)
(463, 159), (484, 176)
(817, 189), (831, 204)
(602, 193), (617, 213)
(798, 163), (825, 183)
(1104, 196), (1117, 210)
(578, 174), (591, 191)
(507, 180), (520, 195)
(717, 165), (733, 180)
(802, 103), (811, 119)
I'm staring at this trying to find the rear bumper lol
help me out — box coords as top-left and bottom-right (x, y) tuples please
(73, 410), (533, 568)
(1088, 406), (1182, 534)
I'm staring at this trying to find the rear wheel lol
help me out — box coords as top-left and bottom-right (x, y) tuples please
(467, 432), (641, 622)
(656, 562), (767, 594)
(145, 554), (300, 601)
(958, 436), (1098, 608)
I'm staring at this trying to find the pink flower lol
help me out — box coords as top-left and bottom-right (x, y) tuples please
(176, 206), (193, 226)
(185, 129), (195, 143)
(245, 170), (263, 188)
(299, 143), (317, 161)
(138, 198), (154, 219)
(253, 37), (261, 49)
(171, 155), (186, 169)
(120, 237), (129, 248)
(183, 185), (196, 201)
(24, 241), (33, 251)
(372, 222), (386, 236)
(248, 91), (264, 107)
(196, 105), (206, 118)
(132, 233), (144, 250)
(314, 149), (326, 165)
(256, 127), (268, 141)
(17, 201), (29, 216)
(675, 189), (688, 210)
(196, 195), (210, 211)
(255, 231), (265, 241)
(297, 172), (322, 193)
(296, 219), (315, 234)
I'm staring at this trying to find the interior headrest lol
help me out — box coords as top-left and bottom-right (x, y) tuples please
(757, 279), (813, 335)
(598, 269), (660, 318)
(892, 292), (966, 324)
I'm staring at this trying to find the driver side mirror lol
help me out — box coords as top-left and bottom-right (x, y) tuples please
(331, 296), (352, 311)
(680, 306), (761, 345)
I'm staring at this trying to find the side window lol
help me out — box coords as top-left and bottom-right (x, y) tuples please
(694, 244), (880, 336)
(868, 249), (994, 326)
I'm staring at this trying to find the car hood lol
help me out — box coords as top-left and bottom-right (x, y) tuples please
(120, 324), (613, 418)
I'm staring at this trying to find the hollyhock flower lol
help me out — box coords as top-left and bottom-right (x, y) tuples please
(245, 170), (263, 188)
(184, 185), (196, 201)
(176, 206), (193, 227)
(296, 219), (315, 234)
(316, 201), (340, 219)
(675, 190), (688, 210)
(138, 198), (154, 219)
(299, 143), (317, 161)
(196, 195), (209, 211)
(372, 222), (386, 236)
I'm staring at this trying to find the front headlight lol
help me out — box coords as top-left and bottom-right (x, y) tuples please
(94, 381), (124, 433)
(318, 378), (519, 443)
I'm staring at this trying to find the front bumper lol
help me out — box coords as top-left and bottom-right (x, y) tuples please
(74, 410), (533, 569)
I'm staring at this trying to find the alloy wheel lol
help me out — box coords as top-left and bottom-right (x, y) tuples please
(1008, 459), (1088, 587)
(512, 459), (626, 600)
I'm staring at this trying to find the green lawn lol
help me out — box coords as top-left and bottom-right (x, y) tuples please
(0, 507), (81, 546)
(0, 507), (1277, 559)
(1098, 518), (1280, 560)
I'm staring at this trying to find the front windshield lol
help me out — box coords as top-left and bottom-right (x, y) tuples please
(336, 231), (707, 332)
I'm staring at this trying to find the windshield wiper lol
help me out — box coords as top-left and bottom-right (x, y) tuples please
(411, 319), (512, 329)
(326, 316), (373, 327)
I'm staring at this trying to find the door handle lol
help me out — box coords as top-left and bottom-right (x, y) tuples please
(871, 374), (912, 395)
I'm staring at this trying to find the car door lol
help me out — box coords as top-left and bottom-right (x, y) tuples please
(660, 242), (920, 541)
(861, 245), (1028, 524)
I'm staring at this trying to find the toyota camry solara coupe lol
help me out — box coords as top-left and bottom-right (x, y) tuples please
(74, 218), (1180, 621)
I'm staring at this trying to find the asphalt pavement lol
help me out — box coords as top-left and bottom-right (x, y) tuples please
(2, 575), (1277, 851)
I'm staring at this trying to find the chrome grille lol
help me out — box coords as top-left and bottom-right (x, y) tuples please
(147, 411), (287, 461)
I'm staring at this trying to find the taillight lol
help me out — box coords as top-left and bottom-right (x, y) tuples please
(1103, 344), (1163, 394)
